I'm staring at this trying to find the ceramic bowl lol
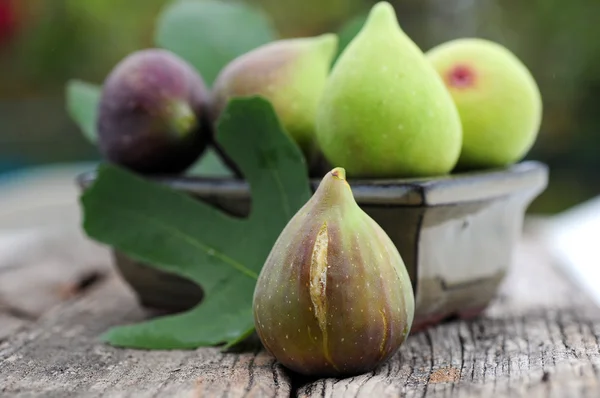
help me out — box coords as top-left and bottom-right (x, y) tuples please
(77, 160), (548, 332)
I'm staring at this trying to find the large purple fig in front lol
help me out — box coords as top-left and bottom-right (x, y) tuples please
(253, 167), (415, 377)
(97, 49), (211, 174)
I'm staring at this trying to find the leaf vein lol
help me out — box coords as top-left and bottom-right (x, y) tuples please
(88, 200), (258, 279)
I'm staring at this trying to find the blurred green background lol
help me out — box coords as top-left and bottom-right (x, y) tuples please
(0, 0), (598, 214)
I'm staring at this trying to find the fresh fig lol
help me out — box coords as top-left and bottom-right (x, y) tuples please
(426, 38), (543, 169)
(210, 34), (338, 164)
(253, 167), (415, 377)
(97, 49), (211, 174)
(315, 1), (462, 178)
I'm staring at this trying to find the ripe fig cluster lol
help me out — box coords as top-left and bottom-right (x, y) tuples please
(315, 2), (542, 177)
(91, 0), (544, 378)
(95, 1), (541, 178)
(95, 34), (339, 176)
(97, 1), (542, 178)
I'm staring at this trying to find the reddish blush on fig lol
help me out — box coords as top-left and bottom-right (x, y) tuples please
(447, 64), (477, 89)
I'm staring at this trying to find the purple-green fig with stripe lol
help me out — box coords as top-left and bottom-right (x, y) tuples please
(253, 167), (415, 377)
(97, 49), (211, 174)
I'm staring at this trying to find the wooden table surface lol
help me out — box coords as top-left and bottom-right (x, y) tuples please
(1, 220), (600, 397)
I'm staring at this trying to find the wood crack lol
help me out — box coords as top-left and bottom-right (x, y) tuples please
(422, 329), (434, 398)
(243, 348), (257, 396)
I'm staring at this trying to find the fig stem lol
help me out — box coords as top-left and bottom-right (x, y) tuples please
(331, 167), (346, 180)
(167, 100), (198, 137)
(210, 141), (244, 179)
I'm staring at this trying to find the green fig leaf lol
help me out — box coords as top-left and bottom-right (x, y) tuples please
(66, 80), (101, 144)
(81, 96), (311, 349)
(155, 0), (277, 86)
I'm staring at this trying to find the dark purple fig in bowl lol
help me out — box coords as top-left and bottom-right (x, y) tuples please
(253, 167), (415, 377)
(97, 49), (211, 174)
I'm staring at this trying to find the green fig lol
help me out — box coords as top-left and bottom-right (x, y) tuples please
(253, 167), (415, 377)
(315, 2), (462, 178)
(97, 49), (211, 174)
(210, 34), (338, 163)
(426, 38), (543, 169)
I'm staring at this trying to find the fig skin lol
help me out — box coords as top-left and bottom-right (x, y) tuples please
(97, 49), (211, 174)
(426, 38), (543, 169)
(210, 34), (338, 166)
(315, 1), (462, 178)
(253, 167), (415, 377)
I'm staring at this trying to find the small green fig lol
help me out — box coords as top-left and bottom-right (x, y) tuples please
(426, 38), (543, 169)
(210, 34), (338, 163)
(253, 167), (415, 377)
(97, 49), (211, 174)
(315, 1), (462, 178)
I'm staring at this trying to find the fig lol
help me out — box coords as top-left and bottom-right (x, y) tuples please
(426, 38), (542, 169)
(210, 34), (338, 164)
(253, 167), (415, 377)
(315, 1), (462, 178)
(97, 49), (211, 174)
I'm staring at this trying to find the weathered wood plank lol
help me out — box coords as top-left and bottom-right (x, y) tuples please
(0, 277), (291, 398)
(2, 229), (600, 397)
(0, 227), (112, 320)
(0, 166), (113, 322)
(296, 235), (600, 398)
(0, 314), (28, 342)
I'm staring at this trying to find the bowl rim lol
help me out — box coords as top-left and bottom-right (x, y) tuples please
(76, 160), (549, 206)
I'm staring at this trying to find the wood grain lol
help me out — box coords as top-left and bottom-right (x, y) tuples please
(0, 314), (27, 342)
(0, 227), (112, 319)
(296, 235), (600, 398)
(1, 231), (600, 397)
(0, 277), (290, 398)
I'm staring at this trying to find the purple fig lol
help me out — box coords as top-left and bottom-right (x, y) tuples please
(97, 49), (211, 174)
(253, 167), (415, 377)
